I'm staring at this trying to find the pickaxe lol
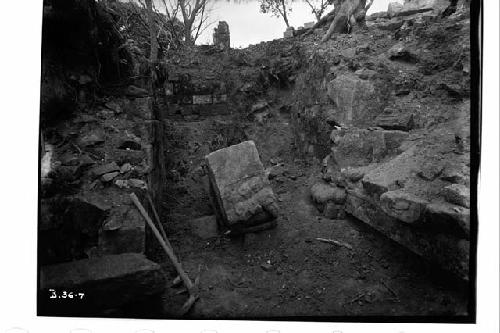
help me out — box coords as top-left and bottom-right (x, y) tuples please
(130, 192), (199, 315)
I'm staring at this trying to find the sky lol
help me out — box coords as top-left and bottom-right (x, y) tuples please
(149, 0), (403, 47)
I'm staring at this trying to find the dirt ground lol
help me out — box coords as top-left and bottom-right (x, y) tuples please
(140, 114), (470, 320)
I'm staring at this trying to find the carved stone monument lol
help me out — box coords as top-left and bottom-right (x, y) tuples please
(213, 21), (230, 51)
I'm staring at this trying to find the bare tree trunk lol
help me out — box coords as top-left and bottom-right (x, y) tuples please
(178, 0), (208, 45)
(184, 20), (195, 44)
(321, 0), (367, 43)
(281, 0), (290, 27)
(365, 0), (374, 11)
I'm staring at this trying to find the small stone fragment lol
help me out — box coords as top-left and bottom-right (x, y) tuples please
(261, 262), (273, 271)
(443, 184), (470, 208)
(120, 163), (132, 173)
(128, 178), (147, 189)
(78, 130), (105, 147)
(126, 85), (148, 97)
(311, 183), (347, 204)
(105, 101), (122, 114)
(341, 167), (365, 182)
(114, 179), (129, 189)
(440, 167), (466, 184)
(101, 171), (119, 182)
(90, 162), (120, 178)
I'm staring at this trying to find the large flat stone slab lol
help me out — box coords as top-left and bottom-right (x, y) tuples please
(345, 188), (469, 280)
(396, 0), (449, 17)
(205, 141), (279, 231)
(38, 253), (166, 315)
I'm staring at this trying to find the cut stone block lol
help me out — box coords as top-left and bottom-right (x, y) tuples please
(39, 253), (165, 315)
(345, 188), (469, 280)
(193, 95), (213, 105)
(205, 141), (279, 231)
(213, 94), (228, 103)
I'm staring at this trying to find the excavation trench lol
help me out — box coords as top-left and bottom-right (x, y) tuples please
(145, 96), (469, 318)
(38, 0), (473, 317)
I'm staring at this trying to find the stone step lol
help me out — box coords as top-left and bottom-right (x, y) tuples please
(345, 188), (469, 281)
(39, 253), (166, 316)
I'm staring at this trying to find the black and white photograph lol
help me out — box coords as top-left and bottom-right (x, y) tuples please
(2, 0), (498, 330)
(34, 0), (481, 321)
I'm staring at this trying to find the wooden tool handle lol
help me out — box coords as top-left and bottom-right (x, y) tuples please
(130, 192), (194, 290)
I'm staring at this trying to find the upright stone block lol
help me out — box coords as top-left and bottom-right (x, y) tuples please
(205, 141), (279, 232)
(213, 21), (230, 50)
(283, 27), (295, 38)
